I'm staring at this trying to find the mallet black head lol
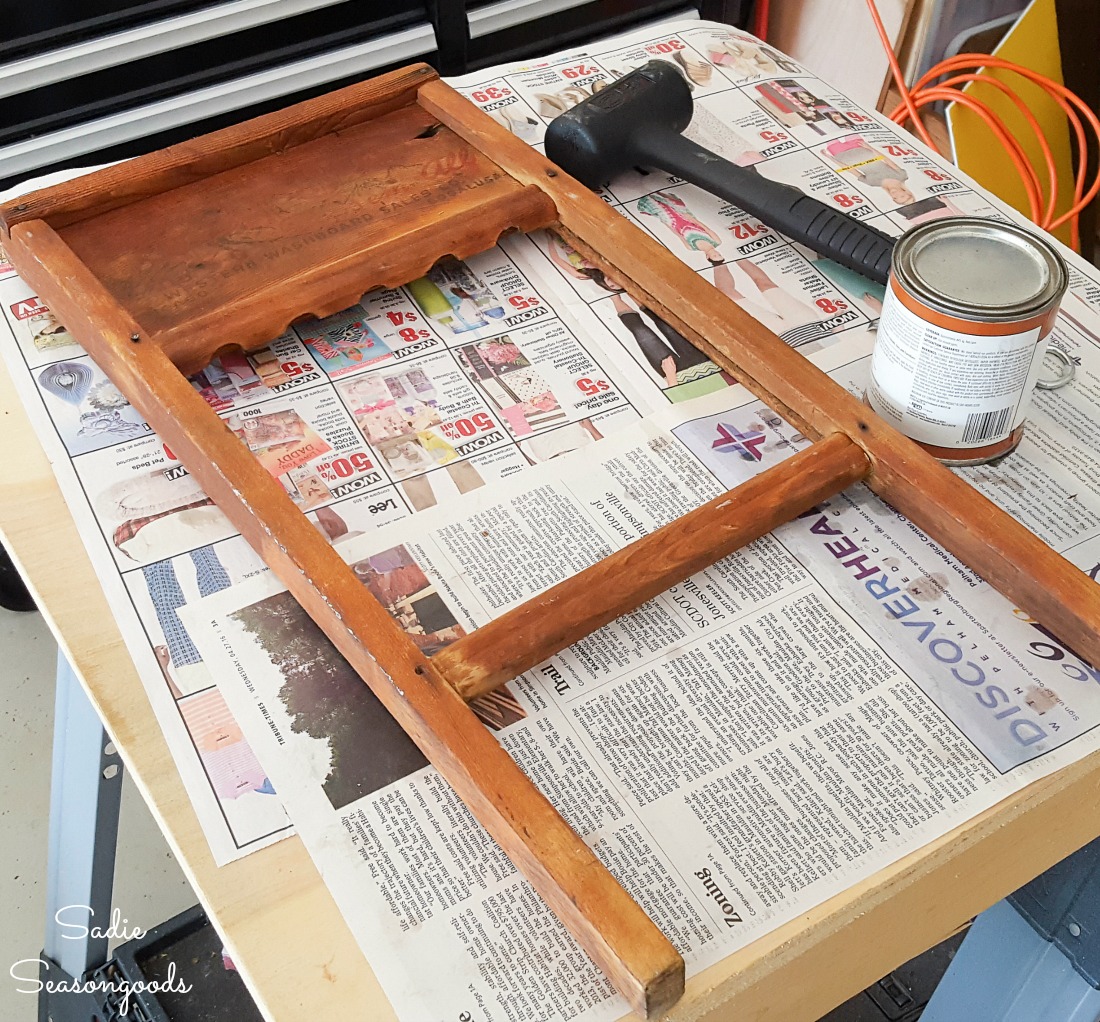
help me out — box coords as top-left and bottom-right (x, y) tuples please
(544, 60), (694, 189)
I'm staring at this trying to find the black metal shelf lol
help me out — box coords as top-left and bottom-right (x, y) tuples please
(0, 0), (750, 192)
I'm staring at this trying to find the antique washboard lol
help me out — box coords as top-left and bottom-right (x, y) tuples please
(4, 64), (1100, 1019)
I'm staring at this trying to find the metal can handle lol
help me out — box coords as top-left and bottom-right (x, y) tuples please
(1036, 345), (1075, 391)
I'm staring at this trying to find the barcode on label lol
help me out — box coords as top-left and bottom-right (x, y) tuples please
(961, 406), (1012, 444)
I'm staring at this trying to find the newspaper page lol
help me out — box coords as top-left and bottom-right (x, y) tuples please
(0, 235), (665, 861)
(174, 19), (1100, 1018)
(0, 183), (686, 863)
(190, 323), (1100, 1021)
(0, 14), (1080, 871)
(485, 20), (1008, 414)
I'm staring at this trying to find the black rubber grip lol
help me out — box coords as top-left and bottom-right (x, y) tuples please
(719, 172), (896, 283)
(629, 126), (898, 285)
(786, 195), (895, 284)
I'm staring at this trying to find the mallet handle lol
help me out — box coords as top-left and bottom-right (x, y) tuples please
(631, 127), (895, 283)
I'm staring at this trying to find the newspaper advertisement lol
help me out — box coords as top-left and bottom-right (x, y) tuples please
(471, 20), (1009, 415)
(0, 220), (657, 863)
(0, 13), (1087, 878)
(189, 319), (1100, 1021)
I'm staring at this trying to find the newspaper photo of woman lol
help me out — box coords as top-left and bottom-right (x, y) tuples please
(544, 228), (624, 294)
(609, 293), (718, 388)
(636, 189), (725, 264)
(709, 257), (825, 342)
(822, 135), (914, 206)
(821, 136), (967, 225)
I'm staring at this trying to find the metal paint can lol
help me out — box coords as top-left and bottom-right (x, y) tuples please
(867, 217), (1070, 466)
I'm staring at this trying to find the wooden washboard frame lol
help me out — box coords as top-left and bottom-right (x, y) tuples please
(4, 64), (1100, 1019)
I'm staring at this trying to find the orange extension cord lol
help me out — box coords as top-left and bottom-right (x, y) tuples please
(864, 0), (1100, 252)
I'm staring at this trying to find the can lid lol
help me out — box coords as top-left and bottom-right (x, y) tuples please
(893, 217), (1067, 322)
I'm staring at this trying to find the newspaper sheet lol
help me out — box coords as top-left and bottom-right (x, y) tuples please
(170, 19), (1100, 1022)
(0, 229), (672, 860)
(190, 326), (1100, 1022)
(0, 15), (1092, 879)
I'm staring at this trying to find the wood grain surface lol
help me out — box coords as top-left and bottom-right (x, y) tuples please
(0, 65), (439, 234)
(0, 72), (555, 376)
(58, 104), (554, 374)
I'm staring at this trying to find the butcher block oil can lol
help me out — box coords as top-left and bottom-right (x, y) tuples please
(867, 217), (1070, 466)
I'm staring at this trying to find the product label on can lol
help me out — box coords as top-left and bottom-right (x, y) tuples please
(867, 286), (1044, 449)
